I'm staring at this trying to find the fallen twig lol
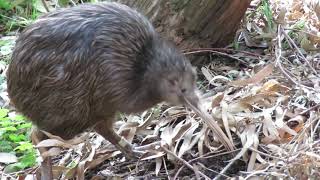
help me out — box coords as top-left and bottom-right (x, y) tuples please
(161, 145), (210, 180)
(281, 27), (318, 76)
(173, 149), (238, 179)
(183, 49), (249, 65)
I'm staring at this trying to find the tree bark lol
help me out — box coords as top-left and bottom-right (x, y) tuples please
(116, 0), (251, 49)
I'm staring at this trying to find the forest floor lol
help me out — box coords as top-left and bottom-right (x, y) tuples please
(1, 0), (320, 179)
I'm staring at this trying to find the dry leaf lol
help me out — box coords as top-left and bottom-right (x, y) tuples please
(0, 153), (18, 163)
(262, 109), (280, 144)
(77, 145), (96, 180)
(211, 93), (224, 108)
(242, 30), (269, 48)
(160, 119), (192, 147)
(274, 107), (299, 142)
(51, 166), (71, 179)
(237, 124), (258, 162)
(276, 7), (287, 24)
(177, 120), (200, 157)
(197, 125), (207, 156)
(155, 157), (162, 176)
(36, 139), (73, 149)
(86, 152), (120, 170)
(288, 11), (304, 20)
(230, 64), (274, 87)
(221, 101), (235, 146)
(41, 131), (89, 145)
(141, 151), (165, 161)
(201, 67), (214, 83)
(282, 115), (305, 140)
(301, 36), (317, 51)
(258, 80), (290, 95)
(23, 174), (37, 180)
(41, 147), (62, 159)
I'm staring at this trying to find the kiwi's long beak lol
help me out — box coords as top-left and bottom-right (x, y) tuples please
(182, 92), (235, 152)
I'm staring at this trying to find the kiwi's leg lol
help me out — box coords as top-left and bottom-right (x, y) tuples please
(31, 127), (53, 180)
(94, 119), (143, 159)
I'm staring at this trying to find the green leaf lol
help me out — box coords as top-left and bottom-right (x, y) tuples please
(3, 150), (36, 172)
(293, 20), (305, 30)
(0, 75), (5, 87)
(0, 116), (10, 121)
(4, 149), (37, 173)
(0, 140), (14, 152)
(14, 142), (33, 152)
(17, 122), (32, 129)
(2, 126), (17, 131)
(10, 0), (25, 7)
(262, 0), (273, 31)
(3, 163), (25, 173)
(0, 39), (14, 56)
(0, 108), (9, 118)
(0, 0), (12, 10)
(58, 0), (69, 7)
(0, 120), (12, 127)
(0, 39), (9, 46)
(19, 150), (36, 167)
(9, 134), (26, 142)
(67, 160), (78, 168)
(33, 0), (47, 13)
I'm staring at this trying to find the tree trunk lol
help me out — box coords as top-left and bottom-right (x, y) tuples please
(116, 0), (251, 49)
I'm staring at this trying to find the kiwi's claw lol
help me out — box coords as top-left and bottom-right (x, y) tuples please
(119, 144), (145, 159)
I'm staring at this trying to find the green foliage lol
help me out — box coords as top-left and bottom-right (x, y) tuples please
(282, 20), (306, 49)
(4, 150), (36, 173)
(0, 38), (15, 64)
(58, 0), (70, 7)
(0, 0), (40, 32)
(292, 20), (305, 31)
(261, 0), (274, 32)
(233, 41), (240, 50)
(0, 108), (36, 172)
(0, 0), (102, 33)
(0, 0), (12, 10)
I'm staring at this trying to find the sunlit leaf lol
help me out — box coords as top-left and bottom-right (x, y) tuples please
(9, 134), (26, 142)
(0, 108), (9, 118)
(14, 142), (34, 152)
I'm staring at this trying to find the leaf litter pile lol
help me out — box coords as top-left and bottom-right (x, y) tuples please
(1, 0), (320, 179)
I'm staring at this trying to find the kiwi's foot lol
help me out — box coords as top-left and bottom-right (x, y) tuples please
(116, 137), (145, 159)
